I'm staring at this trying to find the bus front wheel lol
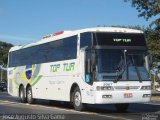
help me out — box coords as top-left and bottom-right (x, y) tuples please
(26, 86), (34, 104)
(115, 103), (129, 112)
(72, 87), (85, 111)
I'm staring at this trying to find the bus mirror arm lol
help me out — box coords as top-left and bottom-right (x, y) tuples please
(81, 46), (92, 52)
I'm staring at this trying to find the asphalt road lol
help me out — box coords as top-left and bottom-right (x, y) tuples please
(0, 92), (160, 120)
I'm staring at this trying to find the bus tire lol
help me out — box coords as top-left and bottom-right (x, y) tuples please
(26, 86), (34, 104)
(72, 87), (85, 111)
(115, 103), (129, 112)
(19, 86), (26, 103)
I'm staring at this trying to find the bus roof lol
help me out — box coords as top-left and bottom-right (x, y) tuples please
(9, 27), (143, 52)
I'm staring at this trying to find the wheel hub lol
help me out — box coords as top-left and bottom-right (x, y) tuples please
(74, 91), (81, 106)
(27, 89), (32, 101)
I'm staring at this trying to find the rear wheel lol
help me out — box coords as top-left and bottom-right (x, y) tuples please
(115, 103), (129, 112)
(19, 86), (26, 103)
(72, 87), (85, 111)
(26, 86), (34, 104)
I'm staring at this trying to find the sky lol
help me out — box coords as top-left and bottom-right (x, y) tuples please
(0, 0), (155, 45)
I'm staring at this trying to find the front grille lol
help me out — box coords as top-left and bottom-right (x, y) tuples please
(114, 86), (140, 90)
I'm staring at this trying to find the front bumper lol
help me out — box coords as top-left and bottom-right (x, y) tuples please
(94, 90), (151, 104)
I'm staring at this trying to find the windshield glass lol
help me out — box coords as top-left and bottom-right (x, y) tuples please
(96, 49), (149, 81)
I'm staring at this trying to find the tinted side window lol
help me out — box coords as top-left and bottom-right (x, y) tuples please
(9, 35), (77, 67)
(63, 36), (77, 59)
(80, 32), (92, 48)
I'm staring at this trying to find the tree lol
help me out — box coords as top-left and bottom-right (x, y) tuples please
(145, 28), (160, 62)
(125, 0), (160, 64)
(0, 41), (13, 82)
(125, 0), (160, 30)
(0, 41), (13, 66)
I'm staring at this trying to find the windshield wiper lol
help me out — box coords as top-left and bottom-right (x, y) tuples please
(114, 50), (127, 83)
(114, 62), (121, 83)
(114, 61), (130, 83)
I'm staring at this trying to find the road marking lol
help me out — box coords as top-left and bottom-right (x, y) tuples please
(143, 102), (160, 106)
(0, 100), (135, 120)
(93, 114), (134, 120)
(0, 100), (21, 105)
(20, 103), (122, 120)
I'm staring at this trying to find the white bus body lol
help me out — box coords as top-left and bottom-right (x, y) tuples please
(8, 27), (151, 111)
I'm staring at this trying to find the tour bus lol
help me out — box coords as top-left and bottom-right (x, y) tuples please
(8, 27), (151, 111)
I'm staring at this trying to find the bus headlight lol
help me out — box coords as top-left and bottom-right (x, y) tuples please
(141, 86), (151, 90)
(143, 94), (151, 98)
(96, 86), (114, 91)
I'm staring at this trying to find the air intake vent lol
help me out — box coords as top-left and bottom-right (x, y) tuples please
(114, 86), (140, 90)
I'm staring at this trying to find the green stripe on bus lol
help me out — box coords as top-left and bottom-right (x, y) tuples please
(14, 79), (19, 87)
(31, 75), (42, 87)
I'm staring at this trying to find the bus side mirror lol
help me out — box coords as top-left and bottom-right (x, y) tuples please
(89, 51), (97, 77)
(85, 59), (92, 83)
(91, 52), (96, 70)
(87, 59), (91, 74)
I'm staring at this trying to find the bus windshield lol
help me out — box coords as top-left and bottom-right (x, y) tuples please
(96, 49), (149, 81)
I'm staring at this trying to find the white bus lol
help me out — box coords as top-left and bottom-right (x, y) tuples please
(8, 27), (151, 111)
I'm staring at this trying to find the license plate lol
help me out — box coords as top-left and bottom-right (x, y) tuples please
(124, 93), (133, 98)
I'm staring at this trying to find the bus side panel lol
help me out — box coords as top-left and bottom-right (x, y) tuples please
(32, 76), (71, 101)
(31, 60), (77, 101)
(7, 60), (94, 103)
(7, 68), (19, 97)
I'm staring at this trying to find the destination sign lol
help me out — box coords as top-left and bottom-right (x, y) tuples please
(93, 32), (146, 46)
(113, 38), (132, 43)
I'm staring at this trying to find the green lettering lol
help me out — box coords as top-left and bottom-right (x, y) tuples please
(50, 65), (54, 72)
(50, 64), (60, 72)
(63, 63), (75, 71)
(70, 63), (75, 71)
(63, 63), (68, 71)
